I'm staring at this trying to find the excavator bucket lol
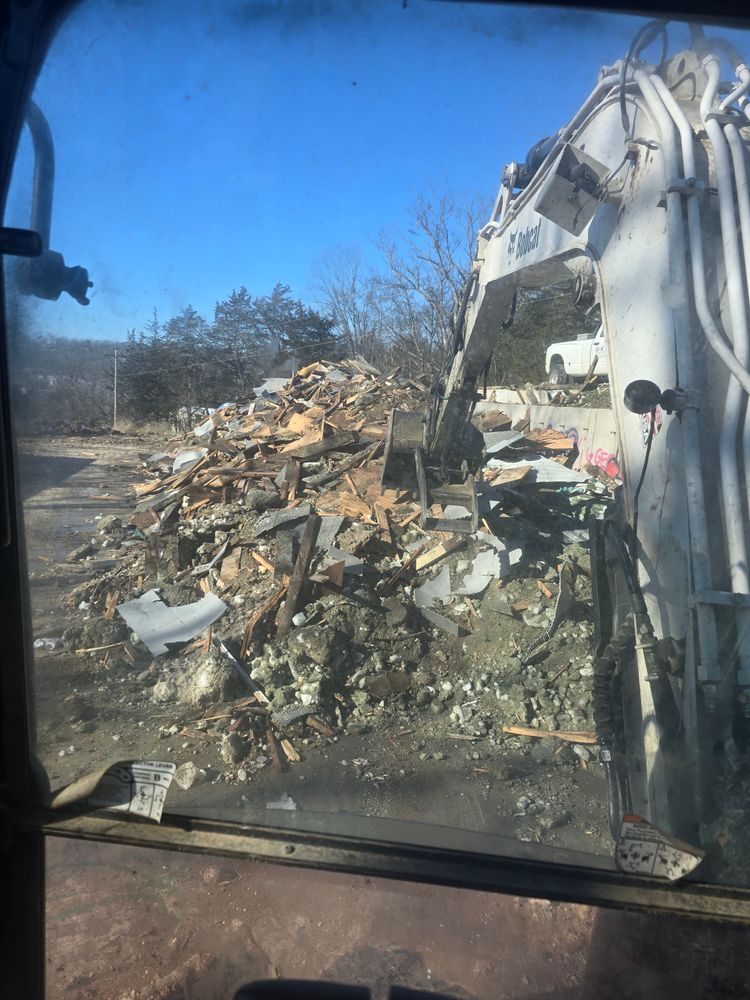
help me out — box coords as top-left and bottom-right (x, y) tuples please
(381, 409), (479, 534)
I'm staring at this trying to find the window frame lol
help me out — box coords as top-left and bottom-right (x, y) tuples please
(4, 1), (750, 995)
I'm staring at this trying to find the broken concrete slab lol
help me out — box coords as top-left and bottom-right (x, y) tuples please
(152, 649), (247, 707)
(116, 589), (227, 656)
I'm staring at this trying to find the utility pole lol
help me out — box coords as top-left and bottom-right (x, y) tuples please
(113, 348), (118, 430)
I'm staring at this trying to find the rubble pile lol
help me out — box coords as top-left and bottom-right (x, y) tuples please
(59, 356), (616, 788)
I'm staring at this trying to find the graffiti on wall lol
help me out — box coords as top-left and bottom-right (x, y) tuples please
(551, 424), (622, 482)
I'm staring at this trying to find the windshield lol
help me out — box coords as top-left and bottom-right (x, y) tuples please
(6, 1), (750, 891)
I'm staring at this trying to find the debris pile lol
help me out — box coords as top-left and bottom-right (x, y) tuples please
(58, 357), (616, 788)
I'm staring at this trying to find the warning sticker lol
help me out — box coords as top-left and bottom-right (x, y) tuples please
(616, 814), (705, 881)
(87, 761), (176, 822)
(50, 760), (176, 823)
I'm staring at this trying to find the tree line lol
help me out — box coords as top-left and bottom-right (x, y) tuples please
(9, 189), (597, 432)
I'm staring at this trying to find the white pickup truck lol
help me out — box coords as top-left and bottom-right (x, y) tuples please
(545, 325), (608, 384)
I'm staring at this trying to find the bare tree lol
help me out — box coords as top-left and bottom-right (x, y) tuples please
(310, 246), (386, 364)
(376, 192), (488, 371)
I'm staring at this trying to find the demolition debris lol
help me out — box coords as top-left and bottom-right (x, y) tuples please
(45, 357), (616, 842)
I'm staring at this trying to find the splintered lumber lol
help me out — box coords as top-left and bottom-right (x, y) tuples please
(339, 492), (375, 521)
(218, 548), (242, 586)
(280, 737), (301, 763)
(524, 428), (574, 452)
(303, 441), (378, 487)
(75, 641), (124, 655)
(415, 535), (466, 571)
(487, 465), (532, 487)
(536, 579), (554, 600)
(266, 723), (287, 773)
(324, 559), (346, 589)
(251, 551), (274, 574)
(282, 459), (301, 500)
(386, 543), (427, 586)
(501, 725), (597, 744)
(373, 502), (395, 546)
(275, 512), (321, 639)
(240, 582), (288, 659)
(284, 431), (358, 460)
(306, 716), (335, 737)
(104, 590), (120, 620)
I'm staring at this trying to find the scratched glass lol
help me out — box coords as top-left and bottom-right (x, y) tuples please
(4, 2), (750, 888)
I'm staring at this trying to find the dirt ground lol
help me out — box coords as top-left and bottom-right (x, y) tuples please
(16, 432), (750, 999)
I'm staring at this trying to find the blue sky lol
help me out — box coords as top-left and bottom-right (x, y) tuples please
(5, 2), (747, 341)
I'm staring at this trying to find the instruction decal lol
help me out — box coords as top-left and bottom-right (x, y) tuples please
(50, 760), (176, 823)
(616, 814), (704, 881)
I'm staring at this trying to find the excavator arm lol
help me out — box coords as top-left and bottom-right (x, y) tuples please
(384, 22), (750, 846)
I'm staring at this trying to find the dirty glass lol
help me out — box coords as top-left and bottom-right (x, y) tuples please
(6, 1), (750, 889)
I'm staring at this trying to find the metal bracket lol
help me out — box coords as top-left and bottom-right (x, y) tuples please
(665, 176), (705, 198)
(689, 589), (750, 609)
(705, 110), (747, 126)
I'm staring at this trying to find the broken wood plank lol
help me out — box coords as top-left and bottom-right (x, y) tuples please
(274, 529), (296, 579)
(306, 716), (335, 737)
(284, 431), (358, 460)
(218, 547), (242, 586)
(487, 465), (532, 487)
(251, 551), (274, 574)
(386, 544), (427, 587)
(536, 579), (554, 600)
(323, 559), (346, 589)
(266, 723), (287, 773)
(373, 502), (395, 547)
(275, 512), (321, 639)
(344, 472), (362, 498)
(75, 641), (124, 655)
(415, 536), (465, 571)
(104, 590), (120, 621)
(280, 737), (301, 763)
(501, 725), (597, 744)
(240, 582), (288, 659)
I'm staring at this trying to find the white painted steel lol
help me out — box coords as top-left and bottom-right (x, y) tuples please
(635, 71), (722, 702)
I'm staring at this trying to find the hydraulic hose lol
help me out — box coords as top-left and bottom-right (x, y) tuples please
(700, 56), (750, 627)
(720, 64), (750, 111)
(645, 70), (750, 398)
(634, 71), (721, 687)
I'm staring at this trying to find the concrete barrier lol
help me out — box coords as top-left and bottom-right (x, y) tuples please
(477, 395), (620, 480)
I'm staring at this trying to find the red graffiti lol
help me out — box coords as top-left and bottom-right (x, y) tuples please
(544, 422), (621, 481)
(587, 447), (621, 480)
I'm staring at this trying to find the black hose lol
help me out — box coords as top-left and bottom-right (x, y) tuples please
(605, 521), (648, 618)
(620, 19), (670, 137)
(631, 409), (656, 580)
